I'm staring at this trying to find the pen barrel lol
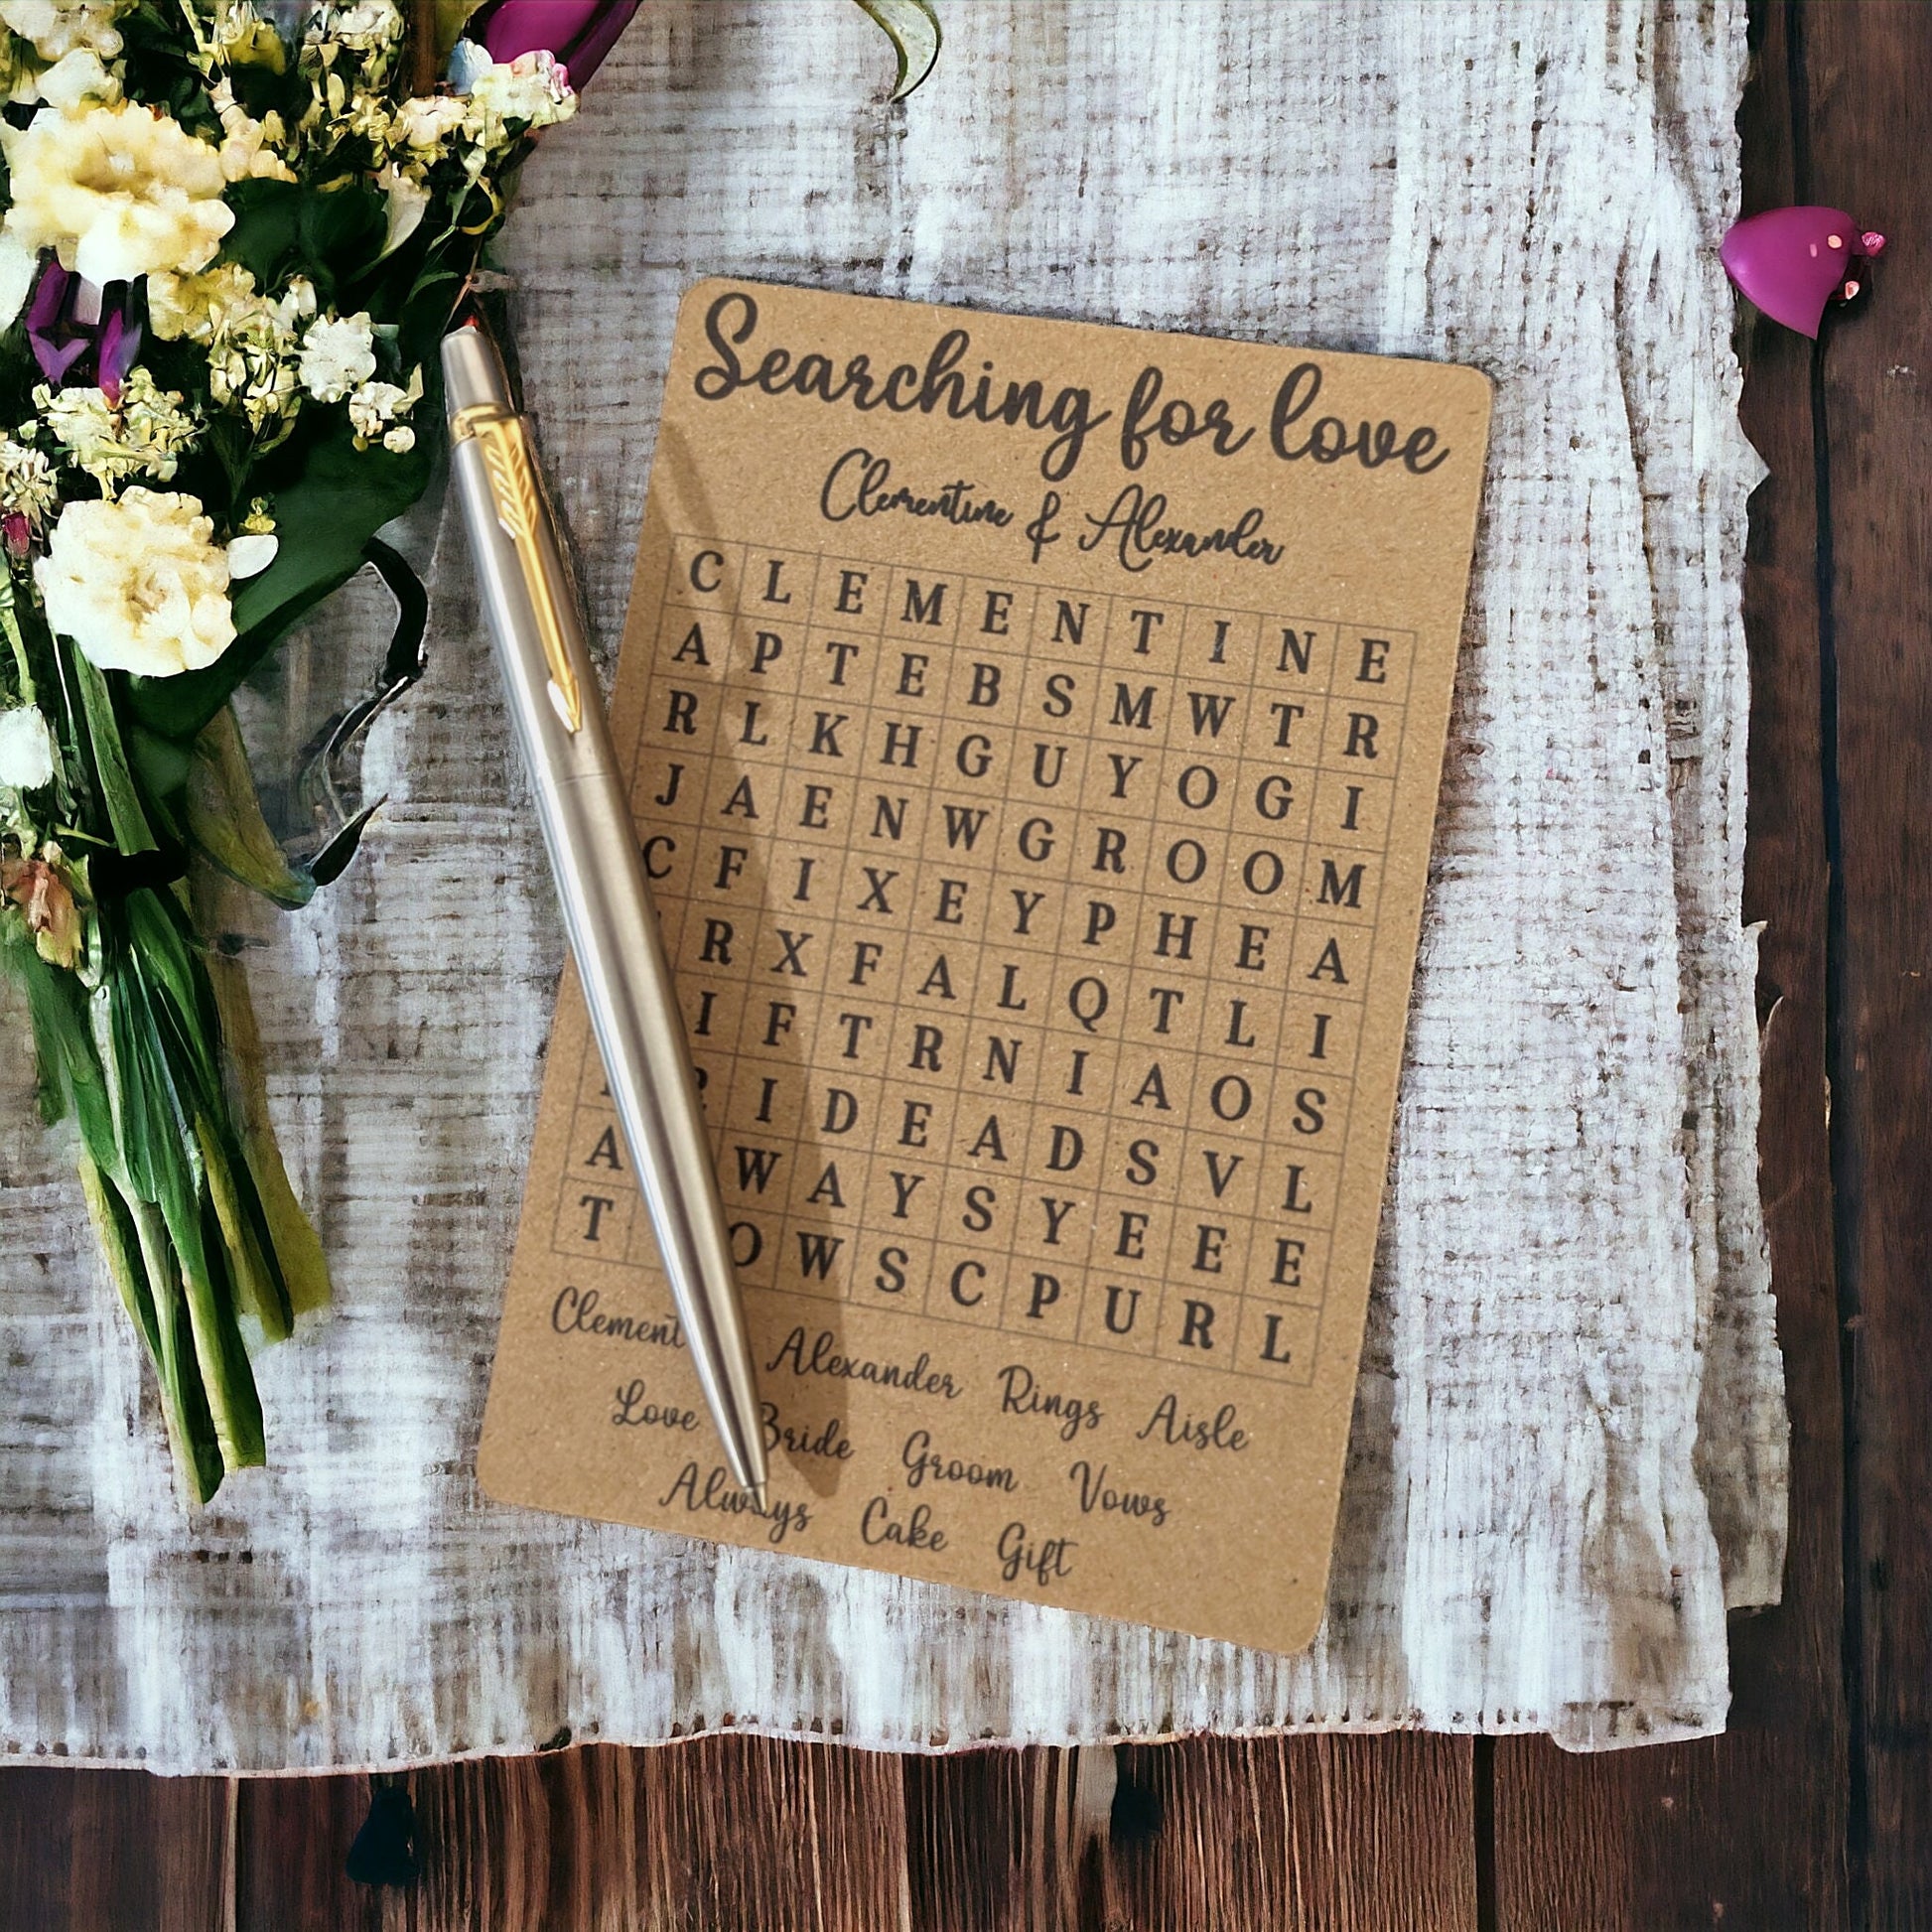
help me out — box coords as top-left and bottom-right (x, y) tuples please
(451, 437), (767, 1497)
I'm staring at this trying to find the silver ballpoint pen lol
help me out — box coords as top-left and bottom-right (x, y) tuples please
(442, 320), (770, 1509)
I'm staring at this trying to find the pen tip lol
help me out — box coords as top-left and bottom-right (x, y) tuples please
(747, 1481), (769, 1512)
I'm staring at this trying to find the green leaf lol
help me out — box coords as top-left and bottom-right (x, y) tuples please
(300, 178), (386, 296)
(1, 917), (117, 1170)
(126, 424), (435, 743)
(125, 1189), (226, 1506)
(72, 651), (157, 854)
(854, 0), (942, 99)
(122, 888), (222, 1117)
(120, 956), (265, 1474)
(77, 1148), (161, 1363)
(200, 932), (332, 1321)
(185, 707), (317, 908)
(218, 177), (304, 284)
(197, 1113), (294, 1344)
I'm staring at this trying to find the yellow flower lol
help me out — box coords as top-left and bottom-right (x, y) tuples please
(36, 488), (234, 678)
(146, 262), (261, 344)
(36, 367), (201, 494)
(0, 98), (232, 285)
(0, 0), (124, 65)
(209, 76), (294, 182)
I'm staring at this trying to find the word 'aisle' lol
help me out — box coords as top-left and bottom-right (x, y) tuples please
(482, 282), (1490, 1651)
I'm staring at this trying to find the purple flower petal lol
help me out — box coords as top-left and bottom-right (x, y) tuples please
(25, 261), (87, 384)
(467, 0), (639, 87)
(97, 308), (142, 404)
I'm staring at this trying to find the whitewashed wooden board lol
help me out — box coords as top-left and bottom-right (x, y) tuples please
(0, 0), (1781, 1771)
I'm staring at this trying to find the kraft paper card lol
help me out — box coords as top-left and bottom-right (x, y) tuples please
(479, 281), (1491, 1653)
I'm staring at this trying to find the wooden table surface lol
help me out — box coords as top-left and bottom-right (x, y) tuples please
(3, 3), (1926, 1923)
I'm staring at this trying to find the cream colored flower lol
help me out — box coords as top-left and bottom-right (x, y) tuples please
(207, 326), (299, 434)
(0, 437), (58, 532)
(0, 705), (56, 789)
(316, 1), (401, 58)
(149, 268), (312, 440)
(36, 47), (119, 109)
(393, 91), (466, 154)
(37, 367), (201, 493)
(208, 2), (285, 72)
(37, 488), (234, 677)
(0, 98), (232, 285)
(0, 231), (36, 332)
(0, 0), (124, 64)
(345, 366), (420, 449)
(298, 311), (376, 402)
(209, 77), (294, 182)
(466, 53), (575, 147)
(373, 162), (428, 258)
(146, 261), (260, 344)
(226, 531), (277, 579)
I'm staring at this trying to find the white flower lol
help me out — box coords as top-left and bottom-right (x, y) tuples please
(298, 311), (376, 402)
(466, 53), (575, 146)
(0, 706), (56, 790)
(0, 231), (36, 332)
(207, 2), (285, 72)
(393, 91), (466, 152)
(0, 1), (124, 64)
(345, 366), (421, 448)
(0, 437), (57, 532)
(208, 78), (294, 181)
(36, 47), (119, 109)
(373, 162), (428, 258)
(146, 261), (260, 344)
(37, 367), (200, 493)
(274, 275), (318, 329)
(149, 269), (312, 439)
(37, 488), (234, 678)
(323, 2), (401, 54)
(0, 99), (232, 285)
(225, 531), (277, 579)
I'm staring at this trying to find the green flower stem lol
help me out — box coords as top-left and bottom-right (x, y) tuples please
(126, 1188), (225, 1506)
(0, 577), (36, 708)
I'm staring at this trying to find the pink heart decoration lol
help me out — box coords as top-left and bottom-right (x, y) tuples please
(1721, 206), (1886, 338)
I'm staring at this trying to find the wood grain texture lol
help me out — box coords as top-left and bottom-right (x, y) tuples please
(0, 0), (1780, 1770)
(1096, 1735), (1474, 1932)
(10, 1737), (1483, 1931)
(0, 1767), (233, 1932)
(1493, 5), (1851, 1925)
(1801, 3), (1932, 1922)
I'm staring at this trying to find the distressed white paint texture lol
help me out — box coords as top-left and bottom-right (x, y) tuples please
(0, 0), (1781, 1767)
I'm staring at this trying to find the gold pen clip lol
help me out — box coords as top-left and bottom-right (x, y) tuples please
(452, 401), (584, 733)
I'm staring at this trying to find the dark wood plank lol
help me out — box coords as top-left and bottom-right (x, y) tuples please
(235, 1738), (908, 1931)
(1802, 2), (1932, 1922)
(0, 1765), (232, 1932)
(235, 1771), (379, 1932)
(1493, 2), (1851, 1924)
(1096, 1735), (1475, 1932)
(901, 1744), (1087, 1932)
(635, 1736), (908, 1932)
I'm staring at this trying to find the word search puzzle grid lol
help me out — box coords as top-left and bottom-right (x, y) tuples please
(548, 535), (1413, 1388)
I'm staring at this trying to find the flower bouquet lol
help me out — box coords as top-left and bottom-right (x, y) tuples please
(0, 0), (940, 1509)
(0, 0), (651, 1506)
